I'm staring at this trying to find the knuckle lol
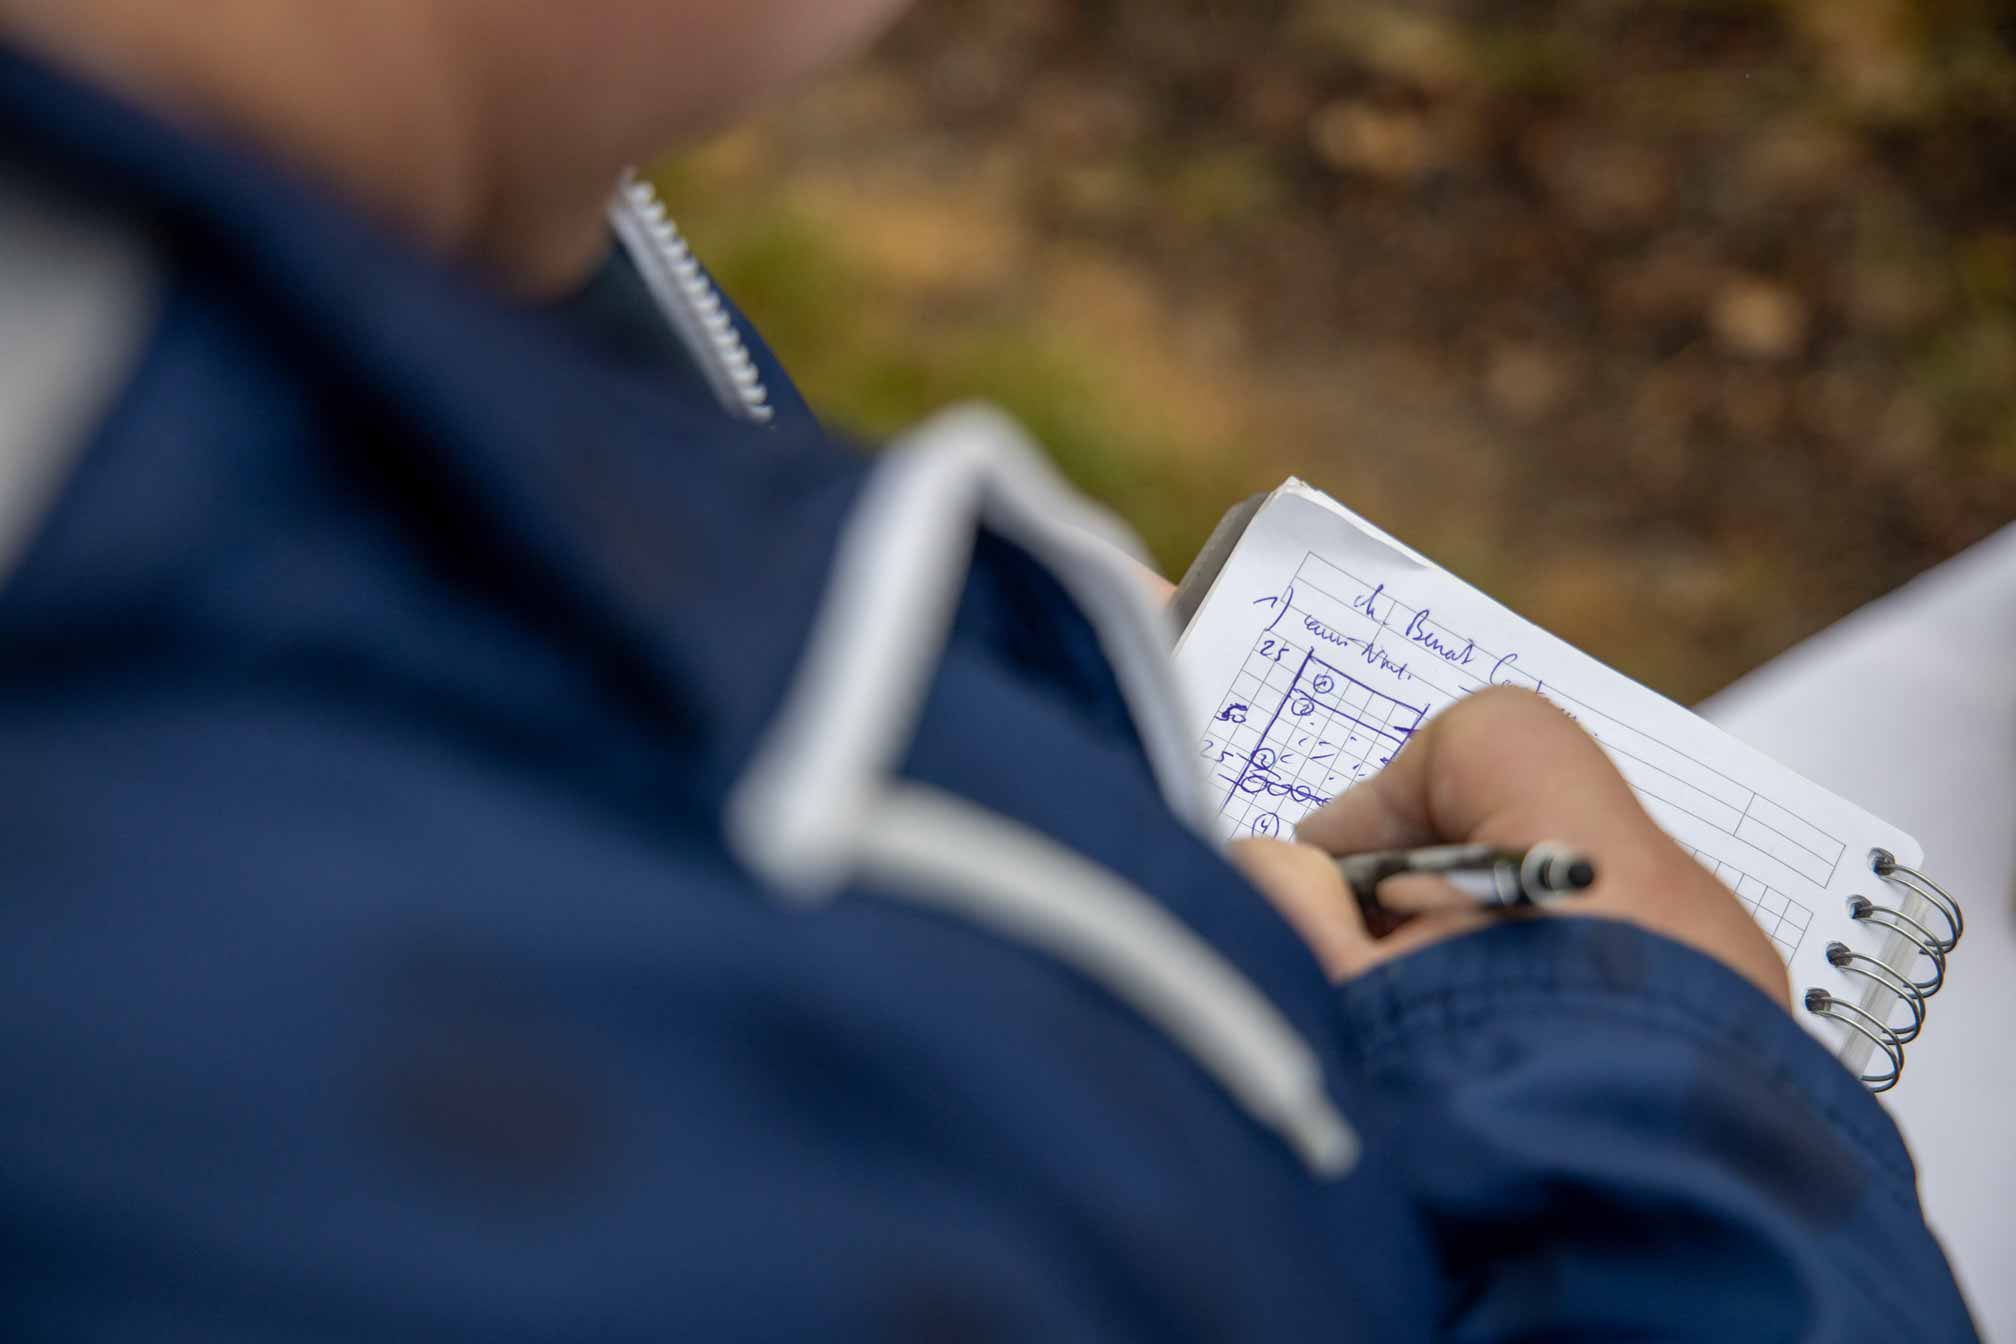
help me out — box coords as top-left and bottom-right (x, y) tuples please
(1449, 685), (1575, 735)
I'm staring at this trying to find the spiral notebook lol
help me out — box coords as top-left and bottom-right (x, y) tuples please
(1173, 479), (1964, 1090)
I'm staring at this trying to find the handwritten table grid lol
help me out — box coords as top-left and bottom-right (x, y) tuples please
(1176, 480), (1938, 1089)
(1203, 626), (1821, 953)
(1196, 548), (1828, 956)
(1285, 551), (1850, 893)
(1206, 632), (1428, 840)
(1691, 848), (1816, 957)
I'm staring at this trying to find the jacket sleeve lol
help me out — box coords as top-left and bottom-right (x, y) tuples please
(1335, 916), (1976, 1342)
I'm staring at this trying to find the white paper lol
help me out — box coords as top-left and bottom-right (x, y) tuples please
(1174, 479), (1925, 1064)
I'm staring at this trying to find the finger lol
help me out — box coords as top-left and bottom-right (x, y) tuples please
(1097, 541), (1174, 605)
(1141, 567), (1176, 605)
(1358, 906), (1495, 966)
(1225, 838), (1375, 979)
(1374, 872), (1492, 915)
(1296, 687), (1640, 856)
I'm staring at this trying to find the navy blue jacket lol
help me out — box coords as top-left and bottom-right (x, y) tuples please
(0, 49), (1974, 1340)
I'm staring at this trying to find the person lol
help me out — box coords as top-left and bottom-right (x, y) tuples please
(0, 2), (1974, 1338)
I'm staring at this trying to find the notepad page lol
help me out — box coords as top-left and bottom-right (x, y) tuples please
(1173, 479), (1924, 1065)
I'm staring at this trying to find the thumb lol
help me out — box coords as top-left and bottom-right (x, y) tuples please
(1224, 838), (1369, 979)
(1295, 687), (1641, 856)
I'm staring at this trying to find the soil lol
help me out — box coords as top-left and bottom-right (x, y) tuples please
(669, 0), (2016, 702)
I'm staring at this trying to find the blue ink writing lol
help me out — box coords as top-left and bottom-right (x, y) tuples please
(1302, 614), (1349, 647)
(1236, 770), (1332, 809)
(1262, 584), (1296, 634)
(1343, 636), (1413, 682)
(1405, 609), (1476, 667)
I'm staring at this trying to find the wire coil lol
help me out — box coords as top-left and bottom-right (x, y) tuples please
(1801, 851), (1963, 1093)
(1870, 848), (1961, 952)
(1848, 896), (1946, 997)
(1805, 989), (1904, 1092)
(1825, 942), (1924, 1043)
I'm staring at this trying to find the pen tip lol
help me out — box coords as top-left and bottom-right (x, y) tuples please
(1566, 858), (1596, 889)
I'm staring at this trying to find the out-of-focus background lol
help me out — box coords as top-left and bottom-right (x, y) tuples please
(656, 0), (2016, 703)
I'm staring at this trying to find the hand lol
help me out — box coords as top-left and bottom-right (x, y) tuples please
(1228, 687), (1791, 1006)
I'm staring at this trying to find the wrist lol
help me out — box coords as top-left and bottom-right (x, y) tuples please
(1334, 915), (1914, 1180)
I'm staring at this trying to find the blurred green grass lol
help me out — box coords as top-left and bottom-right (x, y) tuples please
(655, 170), (1255, 575)
(652, 0), (2016, 700)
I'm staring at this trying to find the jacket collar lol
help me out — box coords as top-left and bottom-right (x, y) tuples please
(0, 43), (865, 781)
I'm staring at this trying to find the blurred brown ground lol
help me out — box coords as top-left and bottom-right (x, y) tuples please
(659, 0), (2016, 703)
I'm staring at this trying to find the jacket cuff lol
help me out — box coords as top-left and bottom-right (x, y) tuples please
(1334, 915), (1918, 1185)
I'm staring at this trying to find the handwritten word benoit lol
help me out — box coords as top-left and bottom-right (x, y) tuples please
(1403, 609), (1476, 667)
(1357, 582), (1477, 669)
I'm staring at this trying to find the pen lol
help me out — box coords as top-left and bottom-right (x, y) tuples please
(1334, 842), (1596, 916)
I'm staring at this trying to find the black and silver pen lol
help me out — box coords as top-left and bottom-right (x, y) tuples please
(1334, 842), (1596, 916)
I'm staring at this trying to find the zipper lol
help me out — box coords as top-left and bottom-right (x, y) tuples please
(608, 170), (774, 425)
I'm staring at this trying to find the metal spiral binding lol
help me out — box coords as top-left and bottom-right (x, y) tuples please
(1871, 848), (1961, 952)
(1824, 942), (1924, 1043)
(1805, 989), (1904, 1091)
(1848, 896), (1947, 996)
(1803, 851), (1964, 1093)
